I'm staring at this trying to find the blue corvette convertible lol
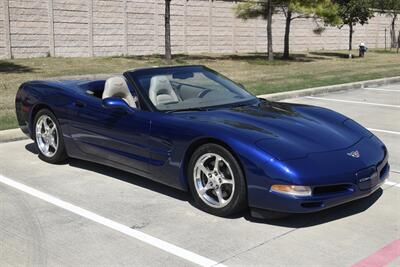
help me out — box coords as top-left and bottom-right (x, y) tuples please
(15, 65), (389, 218)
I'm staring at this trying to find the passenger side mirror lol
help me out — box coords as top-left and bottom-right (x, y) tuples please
(102, 97), (130, 112)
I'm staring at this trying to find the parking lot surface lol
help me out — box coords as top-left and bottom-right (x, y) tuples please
(1, 83), (399, 266)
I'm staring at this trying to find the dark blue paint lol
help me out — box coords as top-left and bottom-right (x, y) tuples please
(102, 97), (131, 112)
(15, 66), (389, 213)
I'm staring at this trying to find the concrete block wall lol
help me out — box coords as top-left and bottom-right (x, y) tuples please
(186, 0), (209, 53)
(92, 0), (124, 56)
(7, 0), (50, 58)
(0, 0), (398, 59)
(53, 0), (89, 57)
(0, 1), (5, 57)
(127, 0), (155, 55)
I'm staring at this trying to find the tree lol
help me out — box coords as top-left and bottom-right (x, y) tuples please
(397, 31), (400, 54)
(165, 0), (172, 62)
(397, 30), (400, 53)
(235, 0), (341, 60)
(373, 0), (400, 49)
(235, 0), (277, 60)
(334, 0), (374, 58)
(281, 0), (341, 59)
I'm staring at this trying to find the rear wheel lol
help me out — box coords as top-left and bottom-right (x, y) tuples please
(33, 109), (67, 163)
(188, 143), (247, 217)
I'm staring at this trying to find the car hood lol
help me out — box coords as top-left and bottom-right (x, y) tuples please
(176, 101), (371, 160)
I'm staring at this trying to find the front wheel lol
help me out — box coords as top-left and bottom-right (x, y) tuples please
(188, 143), (247, 217)
(33, 109), (68, 163)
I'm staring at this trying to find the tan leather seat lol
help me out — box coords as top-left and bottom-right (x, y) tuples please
(102, 76), (137, 108)
(148, 75), (179, 106)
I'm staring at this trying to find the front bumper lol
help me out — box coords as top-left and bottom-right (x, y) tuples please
(250, 161), (389, 215)
(247, 136), (389, 215)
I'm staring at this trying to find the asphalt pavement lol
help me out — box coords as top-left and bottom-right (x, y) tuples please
(0, 83), (399, 266)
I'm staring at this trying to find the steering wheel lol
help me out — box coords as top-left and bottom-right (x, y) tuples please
(197, 89), (213, 98)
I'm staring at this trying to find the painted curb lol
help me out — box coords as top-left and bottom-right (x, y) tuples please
(258, 76), (400, 101)
(1, 76), (399, 143)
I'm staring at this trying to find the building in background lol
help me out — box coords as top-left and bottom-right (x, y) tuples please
(0, 0), (397, 59)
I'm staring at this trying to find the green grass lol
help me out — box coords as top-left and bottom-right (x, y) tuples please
(1, 49), (399, 130)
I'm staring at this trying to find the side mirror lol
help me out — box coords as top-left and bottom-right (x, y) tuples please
(102, 97), (130, 112)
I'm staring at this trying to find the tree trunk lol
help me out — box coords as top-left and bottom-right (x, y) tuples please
(397, 30), (400, 54)
(165, 0), (172, 62)
(390, 14), (397, 49)
(283, 10), (292, 59)
(267, 0), (274, 61)
(348, 23), (353, 59)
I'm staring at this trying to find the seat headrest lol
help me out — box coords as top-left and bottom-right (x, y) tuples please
(103, 76), (137, 108)
(148, 75), (179, 106)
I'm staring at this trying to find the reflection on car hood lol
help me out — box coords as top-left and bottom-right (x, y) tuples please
(177, 101), (371, 160)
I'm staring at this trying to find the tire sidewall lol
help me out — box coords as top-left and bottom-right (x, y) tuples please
(188, 143), (247, 217)
(33, 109), (67, 164)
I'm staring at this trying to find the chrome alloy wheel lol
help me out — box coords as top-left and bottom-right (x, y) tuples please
(35, 115), (58, 157)
(193, 153), (235, 208)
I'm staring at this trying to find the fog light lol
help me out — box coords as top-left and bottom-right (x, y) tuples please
(271, 185), (312, 196)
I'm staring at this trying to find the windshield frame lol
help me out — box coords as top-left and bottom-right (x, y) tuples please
(124, 65), (258, 112)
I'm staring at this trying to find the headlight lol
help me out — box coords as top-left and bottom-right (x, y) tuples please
(271, 185), (312, 197)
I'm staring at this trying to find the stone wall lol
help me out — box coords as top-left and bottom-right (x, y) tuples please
(1, 0), (398, 59)
(0, 1), (5, 57)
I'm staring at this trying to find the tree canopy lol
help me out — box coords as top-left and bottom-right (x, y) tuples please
(373, 0), (400, 48)
(330, 0), (374, 57)
(373, 0), (400, 12)
(235, 0), (276, 60)
(335, 0), (374, 27)
(235, 0), (341, 59)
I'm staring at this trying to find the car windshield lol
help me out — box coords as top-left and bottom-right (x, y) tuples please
(128, 66), (257, 111)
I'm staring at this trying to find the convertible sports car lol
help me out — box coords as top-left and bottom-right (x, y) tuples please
(15, 65), (389, 218)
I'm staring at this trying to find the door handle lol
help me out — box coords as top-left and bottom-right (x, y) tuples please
(74, 100), (86, 108)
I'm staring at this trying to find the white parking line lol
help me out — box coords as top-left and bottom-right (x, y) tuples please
(385, 181), (400, 188)
(0, 174), (224, 267)
(306, 97), (400, 108)
(367, 128), (400, 135)
(364, 88), (400, 92)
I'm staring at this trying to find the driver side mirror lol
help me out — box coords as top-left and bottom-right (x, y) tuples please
(102, 97), (130, 113)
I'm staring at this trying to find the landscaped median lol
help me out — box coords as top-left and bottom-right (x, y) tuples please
(1, 50), (399, 131)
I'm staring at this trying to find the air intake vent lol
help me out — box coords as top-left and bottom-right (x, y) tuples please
(313, 184), (352, 195)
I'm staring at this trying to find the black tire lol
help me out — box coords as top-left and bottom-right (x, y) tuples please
(33, 109), (68, 164)
(188, 143), (247, 217)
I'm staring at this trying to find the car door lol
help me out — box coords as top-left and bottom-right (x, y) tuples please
(69, 93), (152, 177)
